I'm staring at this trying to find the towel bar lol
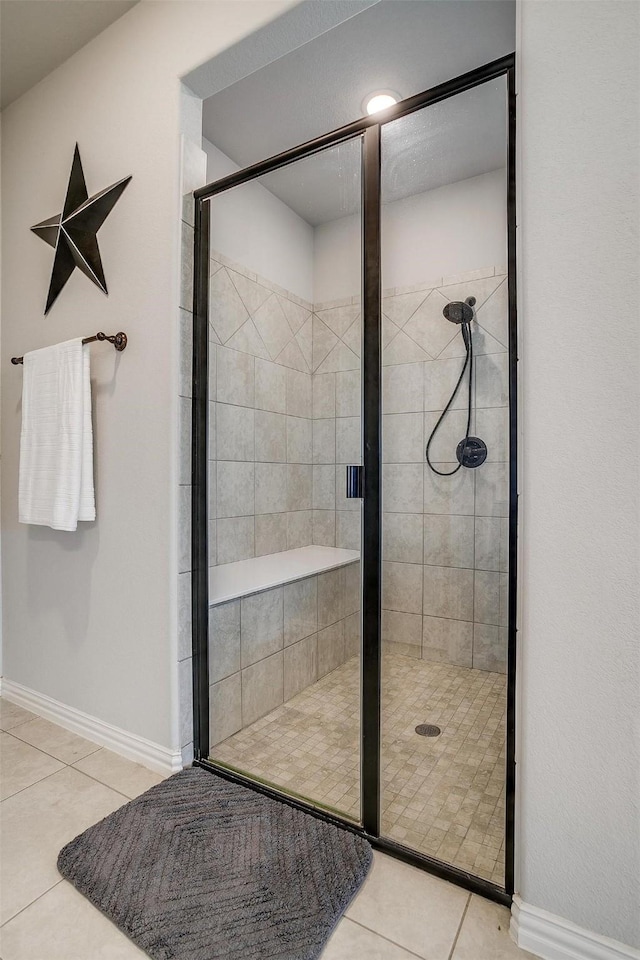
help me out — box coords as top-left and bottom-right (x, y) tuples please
(11, 332), (127, 365)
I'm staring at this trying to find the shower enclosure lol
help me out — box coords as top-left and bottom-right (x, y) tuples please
(191, 55), (517, 904)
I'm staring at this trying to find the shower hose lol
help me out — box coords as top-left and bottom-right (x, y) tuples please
(425, 319), (474, 476)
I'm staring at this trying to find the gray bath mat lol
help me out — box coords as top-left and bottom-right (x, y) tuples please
(58, 766), (372, 960)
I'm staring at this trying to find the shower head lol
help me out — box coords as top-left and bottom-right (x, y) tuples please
(443, 296), (476, 324)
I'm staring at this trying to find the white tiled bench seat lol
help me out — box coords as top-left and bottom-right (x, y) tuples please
(208, 546), (361, 751)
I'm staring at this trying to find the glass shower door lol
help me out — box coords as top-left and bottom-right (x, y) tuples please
(205, 137), (364, 823)
(193, 59), (516, 895)
(378, 76), (510, 885)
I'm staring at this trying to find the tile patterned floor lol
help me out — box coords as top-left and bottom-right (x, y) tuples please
(213, 653), (507, 885)
(0, 695), (534, 959)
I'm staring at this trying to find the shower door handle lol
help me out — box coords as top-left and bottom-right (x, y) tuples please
(346, 465), (363, 499)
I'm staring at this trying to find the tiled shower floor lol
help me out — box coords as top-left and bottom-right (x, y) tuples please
(212, 653), (506, 885)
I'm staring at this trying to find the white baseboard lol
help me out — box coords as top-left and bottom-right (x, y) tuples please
(0, 677), (184, 776)
(511, 896), (640, 960)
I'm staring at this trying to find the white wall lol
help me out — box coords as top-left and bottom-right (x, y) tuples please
(314, 168), (506, 302)
(313, 212), (360, 304)
(201, 160), (505, 307)
(0, 0), (295, 751)
(204, 139), (314, 302)
(518, 0), (639, 948)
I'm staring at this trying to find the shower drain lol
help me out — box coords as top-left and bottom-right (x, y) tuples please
(415, 723), (441, 738)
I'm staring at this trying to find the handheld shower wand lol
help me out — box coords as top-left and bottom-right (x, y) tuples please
(425, 296), (487, 475)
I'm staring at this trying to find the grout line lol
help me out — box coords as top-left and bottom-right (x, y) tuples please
(8, 722), (102, 764)
(344, 916), (429, 958)
(2, 720), (91, 764)
(0, 879), (64, 928)
(1, 728), (69, 759)
(0, 761), (67, 803)
(0, 714), (38, 732)
(2, 711), (137, 804)
(447, 893), (472, 960)
(68, 762), (140, 803)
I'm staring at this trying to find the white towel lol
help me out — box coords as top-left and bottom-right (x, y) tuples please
(19, 338), (95, 531)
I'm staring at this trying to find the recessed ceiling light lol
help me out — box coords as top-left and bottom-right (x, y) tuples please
(364, 91), (400, 115)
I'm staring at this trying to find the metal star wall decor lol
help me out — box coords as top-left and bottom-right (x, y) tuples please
(31, 144), (132, 314)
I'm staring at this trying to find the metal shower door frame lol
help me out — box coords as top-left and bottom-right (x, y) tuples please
(190, 53), (518, 906)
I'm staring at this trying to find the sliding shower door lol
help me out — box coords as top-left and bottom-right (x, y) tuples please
(379, 76), (511, 886)
(204, 138), (365, 823)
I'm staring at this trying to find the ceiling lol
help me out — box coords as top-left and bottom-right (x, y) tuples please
(257, 78), (508, 225)
(0, 0), (139, 110)
(202, 0), (515, 226)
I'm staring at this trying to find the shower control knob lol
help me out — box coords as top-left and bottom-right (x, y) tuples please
(456, 437), (487, 468)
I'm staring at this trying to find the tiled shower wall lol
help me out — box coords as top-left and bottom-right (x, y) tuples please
(209, 562), (360, 750)
(207, 250), (315, 564)
(307, 268), (510, 674)
(207, 251), (367, 561)
(311, 299), (362, 551)
(203, 251), (510, 680)
(381, 269), (510, 673)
